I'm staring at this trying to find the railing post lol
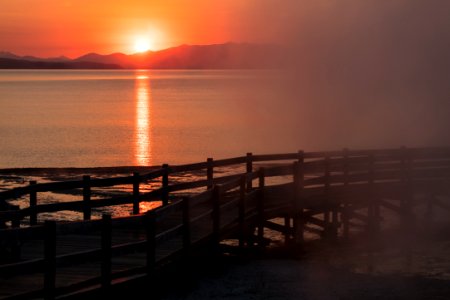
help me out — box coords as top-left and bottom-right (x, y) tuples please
(133, 172), (140, 215)
(162, 164), (169, 206)
(182, 197), (191, 255)
(101, 214), (112, 289)
(238, 176), (246, 250)
(212, 185), (222, 248)
(257, 168), (265, 247)
(11, 204), (20, 228)
(400, 146), (413, 266)
(83, 175), (91, 220)
(284, 216), (290, 245)
(44, 220), (56, 300)
(323, 156), (332, 238)
(293, 152), (304, 245)
(425, 194), (435, 231)
(330, 157), (339, 237)
(145, 210), (156, 275)
(29, 180), (37, 226)
(10, 205), (21, 260)
(207, 158), (214, 189)
(368, 154), (379, 235)
(342, 148), (350, 240)
(400, 147), (414, 223)
(246, 153), (253, 191)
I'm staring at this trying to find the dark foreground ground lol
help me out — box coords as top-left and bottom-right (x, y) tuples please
(165, 244), (450, 300)
(161, 259), (450, 300)
(84, 238), (450, 300)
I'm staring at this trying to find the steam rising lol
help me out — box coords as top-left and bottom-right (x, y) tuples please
(241, 1), (450, 150)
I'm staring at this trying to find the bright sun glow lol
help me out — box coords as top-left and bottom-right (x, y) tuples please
(134, 38), (152, 53)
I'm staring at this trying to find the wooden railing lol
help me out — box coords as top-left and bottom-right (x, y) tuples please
(0, 151), (304, 226)
(1, 147), (450, 299)
(3, 147), (449, 227)
(0, 171), (262, 300)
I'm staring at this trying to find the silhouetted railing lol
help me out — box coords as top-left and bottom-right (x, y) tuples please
(3, 147), (450, 227)
(1, 147), (450, 299)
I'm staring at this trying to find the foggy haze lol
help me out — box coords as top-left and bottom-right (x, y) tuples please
(240, 0), (450, 151)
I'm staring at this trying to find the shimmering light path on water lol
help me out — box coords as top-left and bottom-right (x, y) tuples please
(135, 72), (152, 166)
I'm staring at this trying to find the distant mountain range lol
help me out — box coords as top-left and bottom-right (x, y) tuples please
(0, 43), (283, 69)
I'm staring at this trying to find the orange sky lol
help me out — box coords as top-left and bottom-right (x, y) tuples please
(0, 0), (285, 58)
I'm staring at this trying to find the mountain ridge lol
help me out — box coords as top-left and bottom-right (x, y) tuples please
(0, 43), (283, 69)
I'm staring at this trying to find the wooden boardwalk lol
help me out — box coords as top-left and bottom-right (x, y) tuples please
(1, 147), (450, 299)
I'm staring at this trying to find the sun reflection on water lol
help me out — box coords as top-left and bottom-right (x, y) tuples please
(135, 71), (152, 166)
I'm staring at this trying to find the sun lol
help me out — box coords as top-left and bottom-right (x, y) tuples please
(134, 38), (152, 53)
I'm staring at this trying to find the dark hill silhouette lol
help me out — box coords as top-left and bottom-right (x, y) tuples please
(141, 43), (282, 69)
(0, 43), (283, 69)
(0, 51), (70, 62)
(0, 58), (121, 69)
(74, 52), (131, 66)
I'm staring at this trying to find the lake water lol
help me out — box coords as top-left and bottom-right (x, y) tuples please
(0, 69), (303, 168)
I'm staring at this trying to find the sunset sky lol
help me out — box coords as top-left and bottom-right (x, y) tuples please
(0, 0), (287, 58)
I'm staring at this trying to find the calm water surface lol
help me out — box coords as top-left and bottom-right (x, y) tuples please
(0, 69), (301, 168)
